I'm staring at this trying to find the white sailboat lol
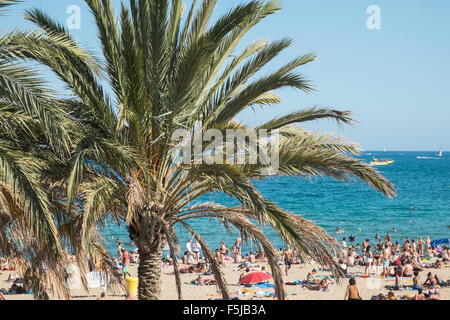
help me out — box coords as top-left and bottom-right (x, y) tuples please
(438, 146), (443, 157)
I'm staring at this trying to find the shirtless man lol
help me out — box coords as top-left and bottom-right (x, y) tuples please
(417, 237), (424, 256)
(400, 248), (410, 263)
(411, 240), (417, 253)
(386, 232), (392, 242)
(382, 244), (391, 277)
(423, 272), (437, 288)
(402, 260), (414, 277)
(215, 249), (224, 266)
(283, 246), (293, 276)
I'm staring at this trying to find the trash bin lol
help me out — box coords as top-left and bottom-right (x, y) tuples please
(125, 277), (138, 298)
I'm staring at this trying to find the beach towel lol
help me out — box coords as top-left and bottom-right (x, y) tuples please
(255, 282), (274, 289)
(241, 288), (256, 294)
(285, 280), (305, 285)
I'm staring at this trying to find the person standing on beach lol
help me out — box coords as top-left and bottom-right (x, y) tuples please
(411, 239), (417, 254)
(121, 248), (131, 278)
(283, 246), (293, 276)
(232, 238), (242, 263)
(362, 239), (369, 256)
(426, 236), (431, 251)
(117, 240), (123, 262)
(192, 240), (201, 263)
(342, 237), (347, 257)
(232, 244), (241, 263)
(364, 246), (373, 276)
(185, 239), (194, 264)
(382, 244), (391, 278)
(186, 239), (192, 254)
(417, 237), (424, 256)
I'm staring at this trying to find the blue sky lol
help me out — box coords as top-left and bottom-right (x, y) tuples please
(1, 0), (449, 151)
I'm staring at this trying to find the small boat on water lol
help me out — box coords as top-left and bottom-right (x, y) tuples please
(369, 158), (394, 166)
(417, 146), (443, 159)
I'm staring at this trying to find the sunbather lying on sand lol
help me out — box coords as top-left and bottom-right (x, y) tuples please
(303, 276), (333, 291)
(193, 275), (216, 285)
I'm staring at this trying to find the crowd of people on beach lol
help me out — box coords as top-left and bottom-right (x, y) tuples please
(0, 259), (35, 296)
(175, 237), (308, 279)
(1, 231), (448, 300)
(337, 233), (449, 300)
(161, 232), (449, 300)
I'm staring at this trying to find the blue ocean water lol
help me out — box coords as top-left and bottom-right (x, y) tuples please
(101, 151), (450, 256)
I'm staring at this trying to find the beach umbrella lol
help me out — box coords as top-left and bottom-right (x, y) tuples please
(240, 272), (272, 284)
(430, 239), (450, 248)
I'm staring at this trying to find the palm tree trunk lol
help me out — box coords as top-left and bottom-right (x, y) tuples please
(137, 245), (163, 300)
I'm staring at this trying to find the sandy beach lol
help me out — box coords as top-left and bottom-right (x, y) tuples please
(1, 258), (449, 300)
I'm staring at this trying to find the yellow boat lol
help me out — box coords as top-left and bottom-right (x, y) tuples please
(369, 158), (394, 166)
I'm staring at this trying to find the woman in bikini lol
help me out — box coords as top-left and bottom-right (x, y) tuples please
(364, 246), (373, 276)
(304, 276), (333, 291)
(373, 245), (382, 274)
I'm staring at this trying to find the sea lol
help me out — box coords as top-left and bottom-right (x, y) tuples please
(101, 151), (449, 257)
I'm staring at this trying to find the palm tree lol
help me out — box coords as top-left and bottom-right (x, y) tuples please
(0, 0), (71, 299)
(16, 0), (395, 300)
(0, 0), (121, 299)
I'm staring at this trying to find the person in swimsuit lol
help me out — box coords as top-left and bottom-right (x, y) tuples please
(373, 245), (382, 274)
(402, 259), (414, 277)
(192, 240), (201, 263)
(393, 266), (403, 290)
(233, 238), (242, 263)
(412, 270), (422, 290)
(305, 272), (315, 284)
(382, 244), (391, 278)
(283, 246), (293, 276)
(423, 272), (436, 288)
(364, 246), (373, 276)
(344, 278), (361, 300)
(417, 237), (424, 256)
(414, 288), (425, 300)
(304, 277), (332, 291)
(117, 240), (123, 262)
(428, 287), (441, 300)
(121, 248), (131, 278)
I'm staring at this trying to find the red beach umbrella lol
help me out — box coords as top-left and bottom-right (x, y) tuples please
(240, 272), (272, 284)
